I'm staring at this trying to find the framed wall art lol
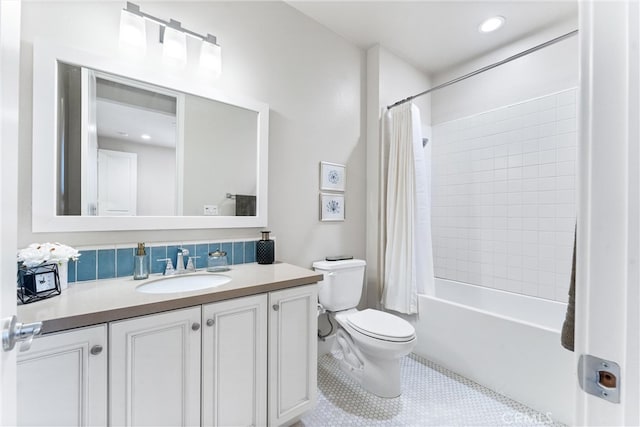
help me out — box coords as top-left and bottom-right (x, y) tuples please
(320, 161), (346, 192)
(320, 193), (345, 221)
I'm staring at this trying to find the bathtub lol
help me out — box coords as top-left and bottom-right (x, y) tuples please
(414, 279), (575, 425)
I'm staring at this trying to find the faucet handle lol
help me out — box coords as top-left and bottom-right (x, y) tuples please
(186, 256), (199, 272)
(157, 258), (175, 275)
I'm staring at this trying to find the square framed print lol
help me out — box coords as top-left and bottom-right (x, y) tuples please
(320, 161), (346, 192)
(320, 193), (345, 221)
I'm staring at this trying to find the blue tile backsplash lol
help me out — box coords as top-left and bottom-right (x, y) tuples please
(68, 239), (262, 283)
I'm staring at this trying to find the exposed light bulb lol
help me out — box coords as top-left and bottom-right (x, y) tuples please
(162, 25), (187, 66)
(200, 40), (222, 77)
(479, 16), (505, 33)
(119, 9), (146, 50)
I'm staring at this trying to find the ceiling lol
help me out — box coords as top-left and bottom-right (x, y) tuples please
(287, 1), (578, 75)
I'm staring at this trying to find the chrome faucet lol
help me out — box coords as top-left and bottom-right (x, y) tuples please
(158, 258), (175, 276)
(176, 249), (189, 274)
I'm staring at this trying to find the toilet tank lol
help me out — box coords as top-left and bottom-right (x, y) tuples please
(312, 259), (366, 311)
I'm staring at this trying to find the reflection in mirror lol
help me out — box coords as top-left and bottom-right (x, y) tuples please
(56, 62), (257, 217)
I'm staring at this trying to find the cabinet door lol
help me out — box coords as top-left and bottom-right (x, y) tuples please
(109, 307), (201, 427)
(17, 324), (107, 427)
(268, 285), (318, 426)
(202, 294), (267, 427)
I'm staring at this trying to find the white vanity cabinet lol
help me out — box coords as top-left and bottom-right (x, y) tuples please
(17, 281), (318, 427)
(268, 284), (318, 426)
(17, 324), (107, 427)
(202, 294), (268, 426)
(109, 307), (202, 427)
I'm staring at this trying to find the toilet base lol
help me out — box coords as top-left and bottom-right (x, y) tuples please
(334, 329), (404, 398)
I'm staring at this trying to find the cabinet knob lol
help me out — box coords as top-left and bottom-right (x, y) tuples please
(272, 304), (279, 311)
(90, 345), (103, 355)
(192, 322), (201, 331)
(206, 319), (215, 327)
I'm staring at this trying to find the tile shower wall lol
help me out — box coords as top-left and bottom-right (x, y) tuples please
(69, 239), (259, 283)
(431, 89), (577, 303)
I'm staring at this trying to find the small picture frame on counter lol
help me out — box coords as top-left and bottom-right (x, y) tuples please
(17, 263), (61, 304)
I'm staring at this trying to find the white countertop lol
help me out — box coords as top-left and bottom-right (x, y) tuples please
(18, 262), (322, 334)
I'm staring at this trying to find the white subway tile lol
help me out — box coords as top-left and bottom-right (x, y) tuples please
(523, 243), (539, 256)
(522, 178), (539, 192)
(539, 122), (556, 138)
(508, 180), (523, 192)
(538, 191), (556, 204)
(522, 165), (539, 179)
(508, 154), (523, 168)
(539, 204), (555, 218)
(508, 267), (523, 280)
(558, 89), (577, 106)
(538, 135), (557, 151)
(522, 218), (539, 230)
(539, 163), (557, 177)
(539, 149), (557, 164)
(538, 218), (556, 231)
(538, 286), (556, 300)
(557, 117), (577, 134)
(557, 147), (577, 162)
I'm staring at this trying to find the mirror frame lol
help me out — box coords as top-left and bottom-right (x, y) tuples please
(32, 41), (269, 232)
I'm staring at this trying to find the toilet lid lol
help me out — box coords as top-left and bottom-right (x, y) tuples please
(345, 309), (415, 342)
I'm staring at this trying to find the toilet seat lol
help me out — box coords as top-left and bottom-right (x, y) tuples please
(344, 309), (415, 343)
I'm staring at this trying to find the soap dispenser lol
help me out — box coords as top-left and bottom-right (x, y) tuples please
(133, 243), (149, 280)
(256, 231), (275, 264)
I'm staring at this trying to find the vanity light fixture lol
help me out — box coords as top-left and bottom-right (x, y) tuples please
(161, 20), (187, 66)
(479, 16), (505, 33)
(119, 3), (146, 50)
(119, 2), (222, 74)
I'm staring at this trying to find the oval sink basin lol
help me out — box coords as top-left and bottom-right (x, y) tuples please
(136, 274), (231, 294)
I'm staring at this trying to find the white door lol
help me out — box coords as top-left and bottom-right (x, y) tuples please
(202, 294), (267, 427)
(576, 1), (640, 425)
(109, 307), (201, 427)
(0, 1), (21, 426)
(268, 285), (318, 427)
(97, 149), (137, 216)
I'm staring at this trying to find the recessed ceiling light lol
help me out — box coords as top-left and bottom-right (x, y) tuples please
(141, 134), (151, 140)
(479, 16), (505, 33)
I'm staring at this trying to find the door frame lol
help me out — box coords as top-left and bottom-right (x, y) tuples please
(576, 1), (640, 424)
(0, 1), (21, 425)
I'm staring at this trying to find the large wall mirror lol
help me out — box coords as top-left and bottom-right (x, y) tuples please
(32, 42), (269, 232)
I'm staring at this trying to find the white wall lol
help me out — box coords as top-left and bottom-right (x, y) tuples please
(18, 1), (365, 269)
(431, 19), (578, 124)
(365, 45), (431, 308)
(182, 94), (256, 216)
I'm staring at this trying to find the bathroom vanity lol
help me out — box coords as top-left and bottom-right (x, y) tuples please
(16, 263), (321, 427)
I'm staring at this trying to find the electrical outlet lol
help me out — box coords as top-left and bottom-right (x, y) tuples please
(203, 205), (218, 216)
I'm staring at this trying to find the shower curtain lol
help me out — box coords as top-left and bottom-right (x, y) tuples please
(381, 103), (434, 314)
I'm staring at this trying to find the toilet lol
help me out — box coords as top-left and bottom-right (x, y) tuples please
(313, 259), (416, 398)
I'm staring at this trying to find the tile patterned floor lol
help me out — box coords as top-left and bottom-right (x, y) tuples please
(298, 351), (564, 427)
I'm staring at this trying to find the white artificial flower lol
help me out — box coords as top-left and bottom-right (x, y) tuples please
(17, 242), (81, 268)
